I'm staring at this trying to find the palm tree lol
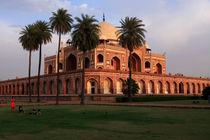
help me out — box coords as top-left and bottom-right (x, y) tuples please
(19, 24), (39, 102)
(34, 21), (52, 103)
(117, 17), (146, 102)
(49, 8), (73, 104)
(72, 14), (100, 104)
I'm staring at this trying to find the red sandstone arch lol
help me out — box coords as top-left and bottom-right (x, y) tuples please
(173, 82), (178, 94)
(75, 78), (81, 94)
(48, 65), (53, 74)
(157, 81), (163, 94)
(116, 78), (123, 94)
(145, 61), (150, 68)
(87, 78), (98, 94)
(166, 81), (170, 94)
(66, 54), (77, 71)
(97, 54), (103, 63)
(21, 84), (24, 95)
(155, 63), (162, 74)
(50, 81), (54, 94)
(111, 56), (120, 70)
(59, 80), (63, 94)
(66, 79), (71, 94)
(148, 80), (155, 94)
(104, 77), (113, 94)
(186, 83), (190, 94)
(192, 83), (196, 93)
(179, 82), (184, 94)
(197, 83), (201, 93)
(17, 84), (20, 95)
(9, 85), (11, 95)
(85, 57), (90, 68)
(43, 81), (47, 94)
(131, 53), (141, 72)
(138, 80), (146, 94)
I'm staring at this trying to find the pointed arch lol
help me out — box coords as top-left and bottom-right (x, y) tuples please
(148, 80), (155, 94)
(157, 81), (163, 94)
(197, 83), (201, 94)
(192, 83), (196, 93)
(75, 78), (81, 94)
(87, 79), (98, 94)
(66, 54), (77, 71)
(131, 53), (141, 72)
(186, 82), (190, 94)
(97, 54), (103, 62)
(116, 78), (123, 94)
(111, 56), (120, 70)
(155, 63), (162, 74)
(179, 82), (184, 94)
(104, 77), (113, 94)
(48, 65), (53, 74)
(165, 81), (170, 94)
(138, 80), (146, 94)
(85, 57), (90, 68)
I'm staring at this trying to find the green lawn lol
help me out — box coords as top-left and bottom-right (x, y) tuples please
(138, 100), (210, 105)
(0, 105), (210, 140)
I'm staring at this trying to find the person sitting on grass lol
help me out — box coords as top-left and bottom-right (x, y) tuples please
(29, 109), (41, 115)
(18, 106), (24, 113)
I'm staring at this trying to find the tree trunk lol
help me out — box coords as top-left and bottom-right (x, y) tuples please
(37, 44), (42, 103)
(128, 51), (132, 102)
(28, 50), (32, 103)
(81, 52), (85, 105)
(56, 32), (61, 105)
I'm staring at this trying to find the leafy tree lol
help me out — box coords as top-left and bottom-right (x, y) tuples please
(202, 86), (210, 100)
(72, 14), (100, 104)
(122, 78), (140, 96)
(19, 24), (39, 102)
(49, 8), (73, 104)
(34, 21), (52, 103)
(117, 17), (146, 102)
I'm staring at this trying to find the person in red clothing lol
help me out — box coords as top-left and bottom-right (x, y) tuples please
(11, 97), (15, 112)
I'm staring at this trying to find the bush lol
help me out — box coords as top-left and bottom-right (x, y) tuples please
(202, 86), (210, 100)
(116, 95), (201, 103)
(122, 78), (139, 96)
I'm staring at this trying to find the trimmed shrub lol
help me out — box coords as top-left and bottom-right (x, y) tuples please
(116, 95), (201, 103)
(122, 78), (139, 96)
(202, 86), (210, 100)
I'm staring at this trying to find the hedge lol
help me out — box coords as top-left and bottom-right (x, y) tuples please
(116, 95), (201, 103)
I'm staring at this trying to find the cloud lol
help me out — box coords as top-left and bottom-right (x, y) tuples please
(0, 0), (96, 15)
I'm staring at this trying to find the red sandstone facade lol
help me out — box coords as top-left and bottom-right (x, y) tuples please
(0, 21), (210, 99)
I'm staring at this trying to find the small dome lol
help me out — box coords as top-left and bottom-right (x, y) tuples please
(98, 22), (119, 40)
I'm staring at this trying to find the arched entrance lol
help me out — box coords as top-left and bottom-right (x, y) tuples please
(155, 63), (162, 74)
(186, 83), (190, 94)
(97, 54), (103, 62)
(85, 57), (90, 68)
(87, 79), (98, 94)
(50, 81), (54, 94)
(197, 83), (201, 94)
(111, 56), (120, 70)
(145, 61), (150, 69)
(66, 54), (77, 71)
(59, 80), (63, 94)
(173, 82), (178, 94)
(179, 82), (184, 94)
(116, 79), (123, 94)
(75, 78), (81, 94)
(165, 81), (170, 94)
(104, 78), (113, 94)
(21, 84), (24, 95)
(48, 65), (53, 74)
(192, 83), (196, 93)
(157, 81), (163, 94)
(131, 53), (141, 72)
(138, 80), (146, 94)
(66, 79), (71, 94)
(43, 81), (47, 94)
(148, 80), (155, 94)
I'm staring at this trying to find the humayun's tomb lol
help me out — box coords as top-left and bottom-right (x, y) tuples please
(0, 21), (210, 101)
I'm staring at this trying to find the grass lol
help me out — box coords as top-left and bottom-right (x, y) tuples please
(0, 105), (210, 140)
(138, 100), (210, 105)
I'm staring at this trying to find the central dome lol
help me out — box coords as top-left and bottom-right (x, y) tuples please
(98, 22), (119, 40)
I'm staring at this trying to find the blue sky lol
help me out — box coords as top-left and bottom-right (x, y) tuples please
(0, 0), (210, 80)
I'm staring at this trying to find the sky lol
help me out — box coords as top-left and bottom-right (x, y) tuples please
(0, 0), (210, 80)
